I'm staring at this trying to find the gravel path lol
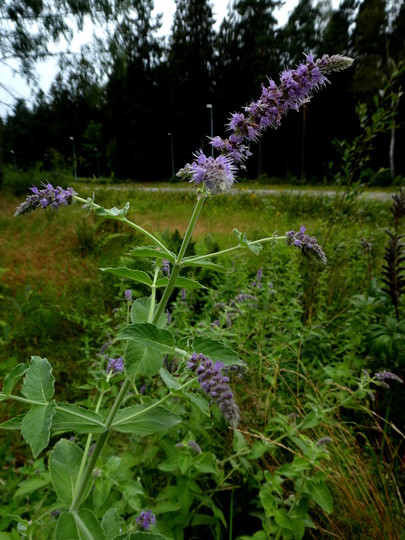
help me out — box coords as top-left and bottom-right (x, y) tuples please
(91, 184), (396, 201)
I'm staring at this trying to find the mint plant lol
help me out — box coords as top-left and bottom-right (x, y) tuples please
(1, 54), (353, 539)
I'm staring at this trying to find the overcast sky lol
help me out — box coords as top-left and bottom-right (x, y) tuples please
(0, 0), (340, 117)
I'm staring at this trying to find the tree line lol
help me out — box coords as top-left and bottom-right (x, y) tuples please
(1, 0), (404, 183)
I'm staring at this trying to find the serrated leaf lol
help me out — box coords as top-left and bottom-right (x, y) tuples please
(15, 474), (51, 497)
(192, 337), (243, 366)
(21, 402), (56, 458)
(2, 363), (28, 395)
(55, 509), (106, 540)
(49, 439), (89, 507)
(112, 404), (180, 435)
(125, 341), (163, 377)
(155, 277), (207, 289)
(178, 391), (210, 417)
(21, 356), (55, 403)
(101, 267), (153, 287)
(159, 367), (181, 390)
(101, 508), (123, 538)
(129, 246), (176, 262)
(52, 403), (105, 434)
(305, 480), (333, 514)
(233, 228), (262, 254)
(131, 296), (167, 328)
(117, 323), (176, 355)
(181, 259), (226, 272)
(94, 202), (130, 219)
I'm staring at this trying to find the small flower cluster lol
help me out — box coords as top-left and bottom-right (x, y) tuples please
(124, 289), (132, 302)
(136, 510), (156, 530)
(15, 182), (77, 216)
(179, 54), (353, 194)
(186, 353), (240, 427)
(107, 356), (124, 374)
(374, 370), (403, 384)
(286, 226), (327, 264)
(177, 151), (238, 194)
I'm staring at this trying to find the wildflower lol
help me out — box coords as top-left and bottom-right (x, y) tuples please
(107, 357), (124, 374)
(136, 510), (156, 530)
(316, 436), (334, 447)
(161, 259), (171, 276)
(124, 289), (132, 302)
(186, 353), (240, 427)
(286, 226), (327, 264)
(15, 182), (76, 216)
(374, 370), (403, 384)
(188, 440), (202, 453)
(178, 151), (237, 194)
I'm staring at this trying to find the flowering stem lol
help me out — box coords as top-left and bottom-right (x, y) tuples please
(183, 235), (287, 264)
(73, 196), (171, 255)
(152, 193), (207, 324)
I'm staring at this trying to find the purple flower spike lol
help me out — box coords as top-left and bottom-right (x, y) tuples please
(178, 54), (353, 195)
(286, 227), (327, 264)
(15, 182), (77, 216)
(107, 357), (124, 374)
(136, 510), (156, 530)
(187, 353), (240, 427)
(374, 370), (403, 384)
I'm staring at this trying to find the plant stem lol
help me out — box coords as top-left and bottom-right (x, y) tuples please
(183, 235), (287, 264)
(73, 195), (170, 254)
(152, 193), (207, 323)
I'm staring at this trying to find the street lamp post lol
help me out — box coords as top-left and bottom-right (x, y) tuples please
(69, 136), (77, 180)
(94, 148), (100, 178)
(10, 150), (17, 173)
(206, 103), (214, 157)
(167, 132), (174, 177)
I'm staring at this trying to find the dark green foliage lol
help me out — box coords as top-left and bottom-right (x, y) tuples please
(381, 188), (405, 319)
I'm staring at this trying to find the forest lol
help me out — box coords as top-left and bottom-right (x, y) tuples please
(0, 0), (405, 184)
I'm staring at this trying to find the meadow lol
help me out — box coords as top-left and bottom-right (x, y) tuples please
(0, 180), (404, 540)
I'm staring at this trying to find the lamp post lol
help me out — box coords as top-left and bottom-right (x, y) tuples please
(167, 132), (174, 177)
(94, 147), (100, 178)
(10, 150), (17, 173)
(69, 136), (77, 180)
(206, 103), (214, 157)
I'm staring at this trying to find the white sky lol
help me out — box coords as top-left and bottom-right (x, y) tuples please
(0, 0), (340, 117)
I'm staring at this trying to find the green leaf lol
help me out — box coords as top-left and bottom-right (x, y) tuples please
(178, 391), (210, 417)
(21, 402), (56, 458)
(305, 480), (333, 514)
(192, 337), (243, 367)
(131, 296), (167, 328)
(233, 228), (262, 254)
(101, 508), (123, 538)
(117, 323), (176, 356)
(22, 356), (55, 403)
(101, 267), (153, 287)
(155, 277), (207, 290)
(55, 509), (106, 540)
(112, 404), (180, 435)
(129, 246), (175, 263)
(93, 202), (130, 219)
(125, 342), (163, 378)
(52, 403), (105, 434)
(159, 367), (181, 390)
(49, 439), (89, 507)
(0, 414), (24, 430)
(15, 474), (51, 497)
(2, 363), (28, 395)
(180, 259), (226, 272)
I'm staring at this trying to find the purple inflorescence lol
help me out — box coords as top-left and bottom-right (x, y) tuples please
(107, 356), (124, 374)
(186, 353), (240, 427)
(374, 370), (403, 384)
(15, 182), (77, 216)
(136, 510), (156, 530)
(286, 226), (327, 264)
(124, 289), (132, 301)
(178, 54), (353, 194)
(161, 259), (171, 277)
